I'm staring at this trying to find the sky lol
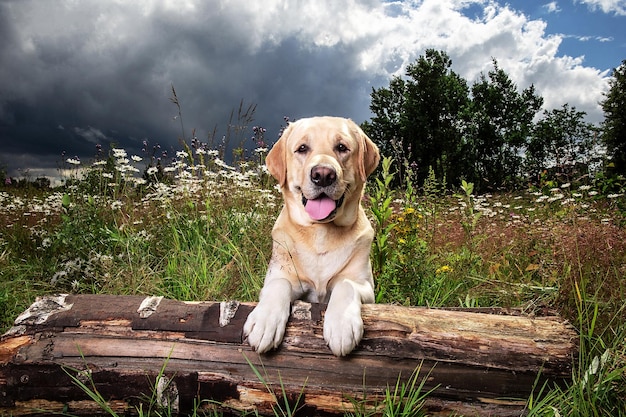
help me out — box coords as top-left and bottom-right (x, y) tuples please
(1, 0), (625, 181)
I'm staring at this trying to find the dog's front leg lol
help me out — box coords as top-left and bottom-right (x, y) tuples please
(323, 279), (374, 356)
(243, 278), (293, 353)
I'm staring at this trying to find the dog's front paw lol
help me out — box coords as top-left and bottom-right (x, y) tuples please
(323, 302), (364, 357)
(243, 302), (290, 353)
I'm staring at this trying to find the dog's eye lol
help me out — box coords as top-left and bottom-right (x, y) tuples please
(295, 144), (309, 154)
(335, 143), (349, 153)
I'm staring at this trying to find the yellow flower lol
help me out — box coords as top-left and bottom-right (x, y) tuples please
(404, 207), (415, 215)
(398, 238), (406, 244)
(436, 265), (452, 275)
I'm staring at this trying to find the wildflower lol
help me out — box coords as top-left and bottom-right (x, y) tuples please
(560, 183), (571, 189)
(214, 158), (235, 170)
(112, 148), (127, 158)
(607, 193), (624, 199)
(111, 200), (123, 210)
(102, 172), (113, 179)
(66, 158), (81, 165)
(578, 185), (592, 191)
(176, 151), (189, 159)
(146, 166), (158, 176)
(255, 147), (268, 154)
(436, 265), (452, 275)
(93, 160), (107, 166)
(588, 191), (599, 196)
(131, 155), (142, 162)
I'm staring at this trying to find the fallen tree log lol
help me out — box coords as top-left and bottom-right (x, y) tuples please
(1, 294), (577, 416)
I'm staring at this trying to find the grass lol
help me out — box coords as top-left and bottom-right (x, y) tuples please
(1, 142), (625, 415)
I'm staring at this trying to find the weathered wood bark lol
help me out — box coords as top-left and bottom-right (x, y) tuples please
(1, 294), (577, 416)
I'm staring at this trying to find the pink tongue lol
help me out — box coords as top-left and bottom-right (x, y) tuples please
(305, 195), (337, 220)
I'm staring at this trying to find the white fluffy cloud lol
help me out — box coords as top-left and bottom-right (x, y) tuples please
(579, 0), (626, 15)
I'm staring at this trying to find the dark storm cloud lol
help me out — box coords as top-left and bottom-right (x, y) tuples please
(0, 0), (376, 178)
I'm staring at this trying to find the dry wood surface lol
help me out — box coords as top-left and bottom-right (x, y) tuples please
(0, 294), (578, 416)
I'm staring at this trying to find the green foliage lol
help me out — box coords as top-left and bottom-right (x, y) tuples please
(364, 76), (407, 160)
(344, 364), (435, 417)
(378, 365), (434, 417)
(157, 202), (269, 302)
(454, 180), (481, 242)
(369, 156), (397, 279)
(367, 49), (470, 188)
(526, 281), (626, 417)
(527, 104), (599, 186)
(468, 60), (544, 190)
(403, 50), (471, 187)
(243, 354), (307, 417)
(365, 49), (612, 193)
(601, 59), (626, 176)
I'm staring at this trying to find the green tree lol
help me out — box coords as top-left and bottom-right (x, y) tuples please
(467, 60), (543, 190)
(402, 50), (471, 187)
(600, 59), (626, 175)
(364, 75), (406, 159)
(526, 104), (598, 185)
(365, 52), (548, 192)
(365, 49), (470, 187)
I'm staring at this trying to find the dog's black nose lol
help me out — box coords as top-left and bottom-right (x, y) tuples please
(311, 166), (337, 187)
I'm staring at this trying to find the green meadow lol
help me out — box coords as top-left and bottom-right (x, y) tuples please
(1, 144), (625, 416)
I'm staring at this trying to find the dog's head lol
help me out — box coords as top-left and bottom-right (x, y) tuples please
(265, 116), (380, 226)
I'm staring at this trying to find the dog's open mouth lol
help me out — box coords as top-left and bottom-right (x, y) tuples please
(301, 193), (345, 221)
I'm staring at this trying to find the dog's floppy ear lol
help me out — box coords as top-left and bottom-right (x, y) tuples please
(265, 123), (292, 187)
(352, 121), (380, 182)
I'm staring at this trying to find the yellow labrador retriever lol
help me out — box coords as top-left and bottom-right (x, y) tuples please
(243, 116), (380, 356)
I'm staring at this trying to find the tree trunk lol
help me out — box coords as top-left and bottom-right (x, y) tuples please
(1, 294), (577, 416)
